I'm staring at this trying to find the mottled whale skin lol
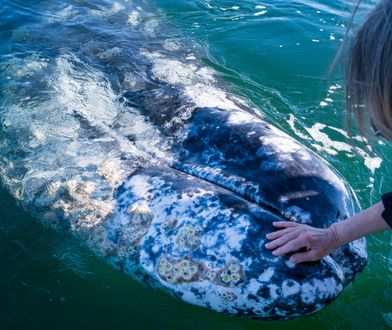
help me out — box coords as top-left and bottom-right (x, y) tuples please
(0, 0), (367, 321)
(108, 106), (366, 320)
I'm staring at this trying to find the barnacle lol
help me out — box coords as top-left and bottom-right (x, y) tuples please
(164, 262), (173, 272)
(157, 255), (200, 283)
(230, 272), (240, 284)
(217, 262), (243, 286)
(220, 291), (237, 301)
(206, 270), (216, 280)
(177, 224), (202, 249)
(165, 273), (175, 283)
(158, 264), (166, 275)
(173, 265), (181, 275)
(182, 270), (192, 281)
(180, 260), (190, 268)
(221, 272), (231, 284)
(162, 218), (178, 230)
(228, 263), (240, 273)
(189, 265), (198, 275)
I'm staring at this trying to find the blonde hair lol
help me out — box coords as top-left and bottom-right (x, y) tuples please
(343, 0), (392, 140)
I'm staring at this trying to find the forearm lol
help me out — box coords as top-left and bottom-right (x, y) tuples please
(330, 201), (391, 246)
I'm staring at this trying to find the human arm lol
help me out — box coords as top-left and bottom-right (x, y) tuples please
(265, 201), (391, 264)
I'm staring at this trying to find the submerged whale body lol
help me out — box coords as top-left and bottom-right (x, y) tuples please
(0, 0), (367, 320)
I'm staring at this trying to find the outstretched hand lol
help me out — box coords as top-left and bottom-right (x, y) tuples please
(265, 221), (341, 264)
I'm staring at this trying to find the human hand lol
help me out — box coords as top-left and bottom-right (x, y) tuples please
(265, 221), (341, 264)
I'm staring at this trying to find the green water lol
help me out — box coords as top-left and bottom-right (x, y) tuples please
(0, 0), (391, 329)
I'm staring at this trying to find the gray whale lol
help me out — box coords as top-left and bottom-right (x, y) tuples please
(0, 0), (367, 320)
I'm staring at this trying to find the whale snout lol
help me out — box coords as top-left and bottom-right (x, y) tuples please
(108, 107), (366, 320)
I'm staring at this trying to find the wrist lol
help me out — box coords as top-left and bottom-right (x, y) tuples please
(329, 222), (345, 248)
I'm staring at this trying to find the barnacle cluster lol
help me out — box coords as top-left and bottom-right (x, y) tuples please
(162, 218), (178, 231)
(220, 290), (237, 301)
(127, 204), (153, 226)
(115, 204), (153, 259)
(158, 256), (199, 283)
(219, 262), (243, 286)
(177, 224), (202, 249)
(50, 179), (115, 231)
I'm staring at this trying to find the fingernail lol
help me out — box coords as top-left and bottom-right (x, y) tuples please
(265, 233), (271, 238)
(272, 250), (278, 256)
(265, 243), (271, 248)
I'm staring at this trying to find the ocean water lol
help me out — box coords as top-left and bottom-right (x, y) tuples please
(0, 0), (391, 329)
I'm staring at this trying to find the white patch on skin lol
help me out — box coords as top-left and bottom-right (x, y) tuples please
(226, 111), (260, 125)
(285, 260), (296, 268)
(184, 84), (239, 110)
(284, 205), (312, 224)
(269, 284), (279, 299)
(348, 238), (368, 259)
(282, 280), (300, 297)
(258, 268), (275, 282)
(248, 278), (261, 293)
(322, 255), (344, 282)
(260, 136), (304, 155)
(301, 282), (316, 304)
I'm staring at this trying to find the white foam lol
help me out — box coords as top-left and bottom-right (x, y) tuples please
(254, 11), (268, 16)
(305, 123), (382, 172)
(128, 10), (140, 26)
(142, 51), (240, 110)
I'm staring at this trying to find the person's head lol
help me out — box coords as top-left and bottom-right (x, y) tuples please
(344, 0), (392, 140)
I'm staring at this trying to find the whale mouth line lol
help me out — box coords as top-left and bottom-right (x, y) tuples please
(170, 162), (289, 221)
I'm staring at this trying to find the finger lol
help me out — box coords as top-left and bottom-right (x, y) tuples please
(272, 237), (307, 256)
(265, 231), (299, 250)
(289, 250), (321, 264)
(266, 227), (294, 240)
(272, 221), (298, 228)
